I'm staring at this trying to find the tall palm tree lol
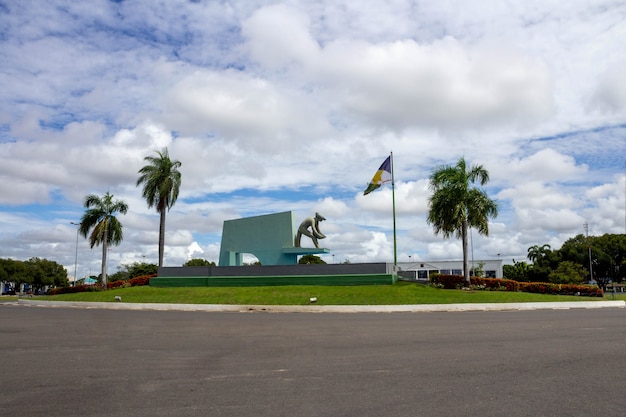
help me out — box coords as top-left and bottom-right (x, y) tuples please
(79, 192), (128, 290)
(427, 157), (498, 286)
(136, 147), (182, 267)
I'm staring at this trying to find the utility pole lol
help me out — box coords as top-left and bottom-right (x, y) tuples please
(584, 222), (593, 283)
(70, 222), (80, 286)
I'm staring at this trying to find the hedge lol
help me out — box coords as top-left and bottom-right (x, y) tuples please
(48, 274), (156, 295)
(431, 274), (603, 297)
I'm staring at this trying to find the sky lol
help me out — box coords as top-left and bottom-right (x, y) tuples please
(1, 0), (625, 279)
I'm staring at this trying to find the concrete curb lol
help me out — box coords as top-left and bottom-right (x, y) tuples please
(15, 299), (626, 313)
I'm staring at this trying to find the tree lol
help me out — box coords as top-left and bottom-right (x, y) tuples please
(526, 244), (559, 282)
(79, 192), (128, 290)
(109, 262), (159, 282)
(554, 233), (626, 289)
(549, 261), (586, 285)
(0, 260), (7, 282)
(298, 255), (326, 265)
(0, 259), (33, 293)
(26, 257), (68, 293)
(503, 260), (531, 282)
(107, 269), (129, 283)
(527, 244), (551, 264)
(0, 258), (29, 293)
(136, 147), (182, 267)
(183, 258), (216, 267)
(427, 157), (498, 286)
(126, 261), (158, 278)
(585, 234), (626, 287)
(472, 261), (485, 278)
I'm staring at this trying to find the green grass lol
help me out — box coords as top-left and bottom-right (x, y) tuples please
(604, 292), (626, 301)
(33, 282), (614, 305)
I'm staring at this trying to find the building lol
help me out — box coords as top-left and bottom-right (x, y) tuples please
(396, 259), (503, 280)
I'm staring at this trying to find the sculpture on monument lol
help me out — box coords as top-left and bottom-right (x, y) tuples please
(294, 212), (326, 248)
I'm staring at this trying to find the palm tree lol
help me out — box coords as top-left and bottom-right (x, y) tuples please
(136, 147), (182, 267)
(79, 192), (128, 290)
(527, 244), (551, 264)
(427, 157), (498, 286)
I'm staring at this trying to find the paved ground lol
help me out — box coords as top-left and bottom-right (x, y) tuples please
(1, 302), (625, 416)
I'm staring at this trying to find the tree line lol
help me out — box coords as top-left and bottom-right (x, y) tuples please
(0, 257), (68, 294)
(504, 233), (626, 289)
(0, 257), (220, 294)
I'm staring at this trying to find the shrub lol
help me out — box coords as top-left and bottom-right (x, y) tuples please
(431, 274), (601, 297)
(129, 274), (156, 287)
(45, 274), (155, 295)
(107, 280), (130, 289)
(519, 282), (603, 297)
(430, 274), (464, 289)
(430, 274), (517, 291)
(48, 284), (101, 295)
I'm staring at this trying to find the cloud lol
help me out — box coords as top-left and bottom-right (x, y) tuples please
(318, 38), (554, 130)
(186, 241), (204, 260)
(516, 208), (585, 232)
(0, 177), (54, 206)
(241, 5), (554, 131)
(163, 69), (329, 151)
(591, 61), (626, 113)
(242, 4), (321, 69)
(498, 182), (580, 211)
(359, 231), (393, 261)
(492, 148), (588, 184)
(584, 176), (626, 233)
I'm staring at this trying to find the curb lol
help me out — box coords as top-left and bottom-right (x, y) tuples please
(14, 299), (626, 313)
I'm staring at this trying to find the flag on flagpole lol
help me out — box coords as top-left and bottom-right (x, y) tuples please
(363, 155), (392, 195)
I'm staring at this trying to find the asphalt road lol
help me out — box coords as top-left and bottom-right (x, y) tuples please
(1, 304), (625, 417)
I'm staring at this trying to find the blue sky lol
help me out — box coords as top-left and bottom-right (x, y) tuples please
(1, 0), (625, 279)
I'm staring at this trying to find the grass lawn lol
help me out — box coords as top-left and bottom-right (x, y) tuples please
(32, 281), (616, 305)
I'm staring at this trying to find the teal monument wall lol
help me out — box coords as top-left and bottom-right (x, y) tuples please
(218, 211), (329, 266)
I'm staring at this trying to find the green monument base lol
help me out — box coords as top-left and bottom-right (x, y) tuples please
(152, 263), (397, 288)
(150, 273), (395, 287)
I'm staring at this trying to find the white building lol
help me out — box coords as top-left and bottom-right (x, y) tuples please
(396, 259), (503, 280)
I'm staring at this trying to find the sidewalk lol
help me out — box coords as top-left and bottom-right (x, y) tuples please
(14, 299), (626, 313)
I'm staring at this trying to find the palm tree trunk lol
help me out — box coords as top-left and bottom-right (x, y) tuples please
(101, 228), (108, 290)
(158, 207), (166, 267)
(462, 218), (470, 286)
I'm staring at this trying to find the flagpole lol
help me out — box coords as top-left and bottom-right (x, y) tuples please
(390, 151), (397, 267)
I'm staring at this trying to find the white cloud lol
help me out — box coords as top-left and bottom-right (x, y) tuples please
(163, 69), (329, 151)
(426, 240), (462, 260)
(359, 231), (393, 261)
(591, 61), (626, 113)
(517, 208), (585, 232)
(584, 176), (626, 233)
(318, 37), (553, 129)
(186, 242), (204, 260)
(313, 197), (349, 218)
(242, 4), (320, 69)
(493, 148), (588, 184)
(498, 182), (580, 210)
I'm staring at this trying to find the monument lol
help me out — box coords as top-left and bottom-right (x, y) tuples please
(152, 210), (396, 287)
(218, 211), (329, 266)
(294, 212), (326, 248)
